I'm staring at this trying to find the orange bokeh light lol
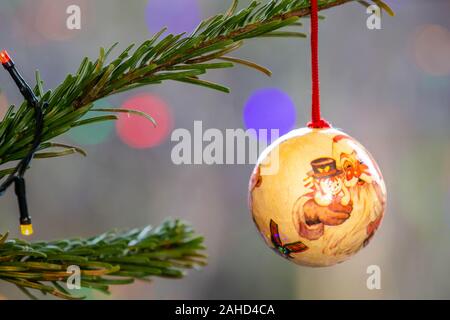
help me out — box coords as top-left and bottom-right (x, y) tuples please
(35, 0), (88, 42)
(412, 24), (450, 76)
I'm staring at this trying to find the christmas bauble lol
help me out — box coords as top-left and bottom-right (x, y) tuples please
(249, 128), (386, 267)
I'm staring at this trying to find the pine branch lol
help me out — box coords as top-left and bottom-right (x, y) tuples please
(0, 220), (206, 299)
(0, 0), (393, 168)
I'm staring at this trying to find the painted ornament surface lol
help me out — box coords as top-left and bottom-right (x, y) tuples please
(249, 128), (386, 267)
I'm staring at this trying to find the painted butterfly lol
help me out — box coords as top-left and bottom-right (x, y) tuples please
(270, 219), (308, 259)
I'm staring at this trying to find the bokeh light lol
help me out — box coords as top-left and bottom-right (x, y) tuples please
(243, 88), (297, 142)
(116, 94), (173, 149)
(412, 24), (450, 76)
(68, 100), (115, 146)
(145, 0), (201, 35)
(35, 0), (87, 42)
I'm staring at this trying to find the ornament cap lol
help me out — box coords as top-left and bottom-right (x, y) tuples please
(307, 119), (332, 129)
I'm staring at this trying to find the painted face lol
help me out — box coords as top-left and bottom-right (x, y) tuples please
(341, 152), (371, 187)
(319, 177), (343, 196)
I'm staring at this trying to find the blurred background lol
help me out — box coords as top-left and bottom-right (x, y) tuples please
(0, 0), (449, 299)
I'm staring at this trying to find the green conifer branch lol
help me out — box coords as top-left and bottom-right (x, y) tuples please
(0, 220), (206, 299)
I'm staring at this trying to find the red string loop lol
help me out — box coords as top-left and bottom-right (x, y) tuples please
(307, 0), (331, 129)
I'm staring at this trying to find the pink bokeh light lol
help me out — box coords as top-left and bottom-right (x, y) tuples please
(412, 24), (450, 76)
(116, 94), (173, 149)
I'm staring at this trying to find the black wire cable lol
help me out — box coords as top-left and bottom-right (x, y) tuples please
(0, 50), (45, 235)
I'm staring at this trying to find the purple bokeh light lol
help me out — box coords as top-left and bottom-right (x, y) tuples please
(243, 88), (297, 142)
(145, 0), (201, 35)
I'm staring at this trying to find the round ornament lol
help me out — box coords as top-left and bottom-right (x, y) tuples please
(249, 128), (386, 267)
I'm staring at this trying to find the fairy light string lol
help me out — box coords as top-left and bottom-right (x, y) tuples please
(307, 0), (331, 129)
(0, 50), (45, 236)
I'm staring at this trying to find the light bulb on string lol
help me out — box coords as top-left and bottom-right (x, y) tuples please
(0, 50), (47, 236)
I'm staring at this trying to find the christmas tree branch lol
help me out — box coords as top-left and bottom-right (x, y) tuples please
(0, 220), (206, 299)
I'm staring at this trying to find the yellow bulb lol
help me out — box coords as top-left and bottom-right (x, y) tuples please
(20, 224), (34, 236)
